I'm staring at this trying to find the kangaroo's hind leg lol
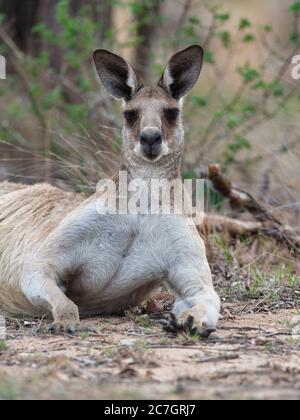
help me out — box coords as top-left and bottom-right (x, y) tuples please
(20, 271), (95, 334)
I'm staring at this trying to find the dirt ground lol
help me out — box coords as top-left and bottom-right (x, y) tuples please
(0, 237), (299, 400)
(0, 299), (300, 400)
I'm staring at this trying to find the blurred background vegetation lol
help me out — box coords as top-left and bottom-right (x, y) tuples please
(0, 0), (299, 225)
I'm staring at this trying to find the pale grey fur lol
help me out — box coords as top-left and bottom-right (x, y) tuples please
(0, 46), (220, 335)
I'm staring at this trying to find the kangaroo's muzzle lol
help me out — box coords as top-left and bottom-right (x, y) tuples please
(140, 127), (163, 160)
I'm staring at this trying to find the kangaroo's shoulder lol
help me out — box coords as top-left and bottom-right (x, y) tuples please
(0, 181), (82, 202)
(0, 181), (28, 197)
(0, 182), (84, 225)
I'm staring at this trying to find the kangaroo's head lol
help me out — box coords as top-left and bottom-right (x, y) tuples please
(94, 46), (203, 164)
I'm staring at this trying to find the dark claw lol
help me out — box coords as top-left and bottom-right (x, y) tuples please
(165, 314), (181, 333)
(46, 322), (97, 335)
(86, 326), (97, 333)
(184, 315), (194, 333)
(191, 327), (197, 336)
(199, 328), (216, 339)
(67, 325), (76, 334)
(162, 313), (181, 333)
(170, 313), (177, 324)
(157, 319), (169, 327)
(162, 313), (217, 339)
(163, 313), (194, 335)
(163, 322), (179, 333)
(47, 325), (56, 333)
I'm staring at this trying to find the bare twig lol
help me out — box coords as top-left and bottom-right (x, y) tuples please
(200, 215), (262, 236)
(0, 28), (46, 130)
(208, 164), (281, 224)
(206, 164), (300, 254)
(175, 0), (193, 32)
(197, 354), (239, 363)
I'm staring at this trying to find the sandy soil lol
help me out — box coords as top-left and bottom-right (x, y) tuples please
(0, 300), (299, 400)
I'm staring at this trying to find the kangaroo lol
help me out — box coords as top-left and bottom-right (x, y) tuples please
(0, 46), (220, 337)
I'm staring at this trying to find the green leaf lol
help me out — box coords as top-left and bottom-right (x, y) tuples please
(289, 1), (300, 14)
(130, 1), (145, 16)
(227, 115), (241, 129)
(264, 24), (272, 32)
(37, 51), (49, 67)
(216, 12), (230, 22)
(189, 16), (200, 25)
(229, 136), (252, 152)
(242, 104), (256, 115)
(42, 87), (63, 110)
(78, 77), (92, 93)
(32, 23), (56, 43)
(213, 235), (234, 264)
(153, 63), (164, 78)
(253, 80), (267, 89)
(67, 104), (89, 121)
(181, 24), (197, 39)
(238, 64), (260, 83)
(239, 18), (251, 30)
(243, 34), (256, 42)
(225, 136), (252, 165)
(218, 31), (231, 48)
(204, 50), (215, 64)
(0, 13), (6, 25)
(214, 111), (224, 119)
(30, 83), (44, 98)
(32, 23), (47, 33)
(290, 32), (299, 44)
(191, 96), (208, 107)
(268, 80), (284, 97)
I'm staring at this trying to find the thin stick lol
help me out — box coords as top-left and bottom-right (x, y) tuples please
(197, 354), (239, 364)
(207, 164), (300, 254)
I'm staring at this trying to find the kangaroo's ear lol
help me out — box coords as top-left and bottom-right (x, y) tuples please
(93, 50), (143, 102)
(159, 45), (204, 100)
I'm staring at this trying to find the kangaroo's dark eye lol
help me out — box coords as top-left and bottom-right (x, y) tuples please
(124, 110), (138, 125)
(164, 108), (180, 123)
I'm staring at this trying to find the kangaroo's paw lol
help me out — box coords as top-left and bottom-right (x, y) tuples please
(162, 313), (195, 335)
(164, 303), (219, 339)
(46, 301), (95, 334)
(47, 321), (97, 335)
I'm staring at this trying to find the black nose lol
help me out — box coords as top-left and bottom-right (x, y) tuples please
(140, 129), (162, 147)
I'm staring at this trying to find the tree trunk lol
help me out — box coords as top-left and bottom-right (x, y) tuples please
(0, 0), (113, 56)
(0, 0), (40, 52)
(133, 0), (165, 81)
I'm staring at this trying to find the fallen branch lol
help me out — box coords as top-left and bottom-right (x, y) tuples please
(208, 164), (280, 224)
(201, 214), (262, 236)
(175, 0), (193, 32)
(196, 354), (239, 364)
(198, 164), (300, 255)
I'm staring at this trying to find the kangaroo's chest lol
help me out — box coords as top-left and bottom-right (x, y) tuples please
(66, 215), (168, 298)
